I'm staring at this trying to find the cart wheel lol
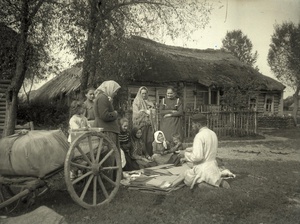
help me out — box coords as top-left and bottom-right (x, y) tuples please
(64, 131), (122, 209)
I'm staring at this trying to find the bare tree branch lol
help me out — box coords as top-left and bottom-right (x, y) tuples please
(29, 0), (47, 22)
(105, 0), (168, 16)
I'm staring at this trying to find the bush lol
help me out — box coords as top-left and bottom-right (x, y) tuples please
(17, 101), (69, 135)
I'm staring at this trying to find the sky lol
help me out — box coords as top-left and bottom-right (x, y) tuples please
(31, 0), (300, 98)
(167, 0), (300, 98)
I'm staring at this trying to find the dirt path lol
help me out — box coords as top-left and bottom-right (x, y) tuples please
(218, 135), (300, 162)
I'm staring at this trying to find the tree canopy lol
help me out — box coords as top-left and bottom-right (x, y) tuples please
(54, 0), (214, 94)
(0, 0), (64, 135)
(268, 22), (300, 123)
(221, 29), (258, 69)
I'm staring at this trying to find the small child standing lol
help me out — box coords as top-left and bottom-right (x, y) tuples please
(131, 127), (156, 169)
(119, 118), (140, 171)
(68, 100), (90, 142)
(151, 131), (173, 165)
(83, 88), (95, 127)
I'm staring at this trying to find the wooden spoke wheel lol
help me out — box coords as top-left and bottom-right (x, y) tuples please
(64, 131), (122, 209)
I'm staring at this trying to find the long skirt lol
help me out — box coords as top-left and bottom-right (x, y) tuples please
(122, 151), (140, 171)
(141, 124), (154, 156)
(103, 132), (119, 180)
(160, 116), (183, 142)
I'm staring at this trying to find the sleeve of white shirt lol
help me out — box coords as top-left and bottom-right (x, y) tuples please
(184, 133), (204, 163)
(69, 117), (80, 130)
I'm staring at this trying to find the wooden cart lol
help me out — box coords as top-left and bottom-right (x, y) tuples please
(0, 129), (122, 211)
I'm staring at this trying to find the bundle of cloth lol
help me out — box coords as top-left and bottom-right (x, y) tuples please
(0, 130), (69, 178)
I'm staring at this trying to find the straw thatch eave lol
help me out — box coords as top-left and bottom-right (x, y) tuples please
(31, 63), (82, 102)
(127, 36), (285, 91)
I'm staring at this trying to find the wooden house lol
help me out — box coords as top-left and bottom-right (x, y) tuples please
(125, 37), (285, 115)
(32, 36), (285, 115)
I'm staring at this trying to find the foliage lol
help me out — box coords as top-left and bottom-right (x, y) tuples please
(222, 29), (258, 70)
(268, 22), (300, 123)
(0, 24), (18, 79)
(54, 0), (214, 95)
(0, 0), (67, 136)
(268, 22), (300, 89)
(17, 101), (69, 135)
(0, 1), (64, 81)
(220, 77), (260, 110)
(283, 95), (293, 110)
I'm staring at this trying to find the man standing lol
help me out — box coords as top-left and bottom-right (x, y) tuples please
(181, 113), (230, 189)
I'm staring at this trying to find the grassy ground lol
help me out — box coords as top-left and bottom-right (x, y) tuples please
(2, 127), (300, 224)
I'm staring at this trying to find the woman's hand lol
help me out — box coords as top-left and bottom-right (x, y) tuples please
(164, 114), (172, 118)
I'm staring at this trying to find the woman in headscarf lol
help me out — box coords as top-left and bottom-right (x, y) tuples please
(132, 86), (156, 156)
(94, 80), (121, 143)
(94, 80), (121, 179)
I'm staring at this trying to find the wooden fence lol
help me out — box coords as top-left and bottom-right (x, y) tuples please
(184, 111), (258, 138)
(126, 109), (258, 139)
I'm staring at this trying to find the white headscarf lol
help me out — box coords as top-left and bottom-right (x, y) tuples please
(154, 130), (168, 149)
(95, 80), (121, 99)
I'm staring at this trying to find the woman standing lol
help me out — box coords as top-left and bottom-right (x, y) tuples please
(159, 86), (183, 142)
(94, 80), (121, 150)
(132, 86), (156, 156)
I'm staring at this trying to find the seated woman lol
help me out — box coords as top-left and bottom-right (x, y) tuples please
(151, 131), (173, 165)
(131, 127), (156, 169)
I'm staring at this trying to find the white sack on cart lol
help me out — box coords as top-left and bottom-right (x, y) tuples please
(0, 130), (69, 177)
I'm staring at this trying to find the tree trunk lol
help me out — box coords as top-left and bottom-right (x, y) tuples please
(80, 0), (99, 99)
(3, 90), (18, 136)
(88, 19), (104, 86)
(292, 87), (300, 125)
(3, 1), (30, 137)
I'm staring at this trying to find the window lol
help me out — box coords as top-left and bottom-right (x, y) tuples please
(266, 98), (273, 112)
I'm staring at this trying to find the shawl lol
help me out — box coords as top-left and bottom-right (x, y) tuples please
(154, 131), (168, 149)
(132, 86), (155, 128)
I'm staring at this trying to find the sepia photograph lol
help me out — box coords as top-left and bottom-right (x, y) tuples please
(0, 0), (299, 223)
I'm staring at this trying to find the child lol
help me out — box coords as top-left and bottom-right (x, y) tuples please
(83, 87), (95, 127)
(119, 118), (139, 171)
(151, 131), (173, 165)
(131, 127), (156, 169)
(169, 133), (184, 153)
(68, 100), (90, 142)
(167, 133), (184, 166)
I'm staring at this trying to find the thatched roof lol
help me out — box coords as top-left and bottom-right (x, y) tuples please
(128, 36), (285, 91)
(32, 36), (285, 101)
(31, 63), (82, 102)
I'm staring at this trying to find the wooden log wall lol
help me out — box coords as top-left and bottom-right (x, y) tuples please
(0, 79), (10, 134)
